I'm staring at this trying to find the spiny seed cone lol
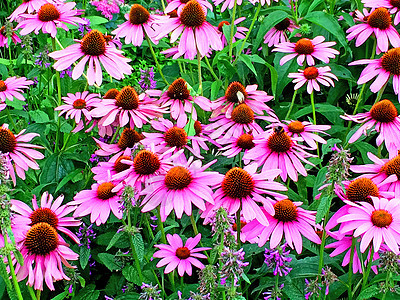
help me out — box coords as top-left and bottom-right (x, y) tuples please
(73, 99), (86, 109)
(129, 4), (150, 25)
(104, 88), (120, 99)
(381, 155), (400, 179)
(368, 7), (391, 30)
(194, 121), (202, 136)
(288, 121), (305, 133)
(0, 127), (17, 154)
(222, 167), (254, 199)
(164, 166), (192, 190)
(175, 246), (191, 259)
(167, 78), (190, 100)
(303, 67), (319, 80)
(218, 20), (230, 32)
(370, 100), (397, 123)
(225, 82), (248, 103)
(267, 131), (292, 153)
(38, 3), (60, 22)
(346, 178), (379, 203)
(164, 127), (188, 148)
(80, 29), (106, 56)
(118, 128), (143, 150)
(113, 155), (132, 173)
(115, 86), (139, 110)
(236, 133), (254, 150)
(294, 38), (314, 55)
(371, 209), (393, 227)
(97, 182), (116, 200)
(0, 81), (6, 92)
(274, 199), (298, 222)
(231, 104), (255, 124)
(381, 48), (400, 75)
(180, 0), (206, 28)
(133, 150), (161, 175)
(29, 208), (59, 228)
(24, 222), (59, 255)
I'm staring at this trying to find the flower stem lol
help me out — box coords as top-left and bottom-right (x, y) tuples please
(228, 0), (238, 61)
(125, 211), (144, 283)
(156, 207), (167, 244)
(236, 205), (241, 248)
(285, 89), (298, 120)
(197, 48), (203, 96)
(3, 235), (23, 300)
(36, 289), (41, 300)
(374, 82), (387, 104)
(233, 2), (261, 67)
(5, 108), (17, 131)
(110, 126), (121, 144)
(310, 91), (317, 125)
(190, 214), (199, 235)
(204, 56), (219, 82)
(52, 38), (62, 153)
(347, 237), (356, 300)
(362, 247), (374, 290)
(27, 286), (37, 300)
(144, 33), (169, 85)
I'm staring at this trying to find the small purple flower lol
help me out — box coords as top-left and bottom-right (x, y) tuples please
(78, 18), (91, 37)
(138, 67), (157, 92)
(76, 223), (96, 249)
(60, 66), (73, 78)
(219, 247), (249, 287)
(68, 285), (73, 293)
(264, 243), (292, 276)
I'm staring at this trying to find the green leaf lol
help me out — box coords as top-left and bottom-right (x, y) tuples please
(5, 99), (25, 110)
(241, 273), (251, 284)
(133, 234), (144, 262)
(86, 16), (109, 25)
(98, 253), (123, 271)
(51, 291), (69, 300)
(122, 265), (142, 285)
(28, 110), (50, 123)
(274, 53), (299, 97)
(72, 284), (100, 300)
(80, 246), (91, 269)
(315, 194), (332, 223)
(356, 284), (380, 300)
(211, 80), (223, 100)
(263, 61), (278, 96)
(238, 54), (257, 75)
(253, 10), (289, 52)
(106, 231), (125, 251)
(55, 169), (82, 193)
(40, 153), (75, 184)
(304, 11), (351, 55)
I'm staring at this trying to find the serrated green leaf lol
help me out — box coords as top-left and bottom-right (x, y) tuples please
(80, 246), (91, 269)
(98, 253), (122, 271)
(316, 194), (332, 223)
(55, 169), (82, 193)
(29, 110), (50, 123)
(106, 231), (125, 251)
(133, 234), (144, 263)
(356, 284), (380, 300)
(122, 265), (142, 285)
(72, 284), (100, 300)
(51, 291), (69, 300)
(85, 16), (109, 25)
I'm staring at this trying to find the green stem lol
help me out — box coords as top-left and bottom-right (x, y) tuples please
(156, 207), (167, 244)
(125, 211), (144, 283)
(374, 82), (387, 104)
(318, 184), (333, 280)
(8, 43), (13, 67)
(274, 275), (279, 300)
(228, 0), (238, 61)
(52, 38), (62, 153)
(290, 0), (298, 24)
(27, 286), (37, 300)
(204, 56), (219, 82)
(285, 89), (298, 120)
(310, 91), (317, 125)
(36, 289), (41, 300)
(347, 237), (356, 300)
(190, 214), (199, 235)
(233, 2), (261, 67)
(3, 235), (23, 300)
(236, 207), (241, 248)
(362, 247), (375, 290)
(144, 33), (169, 85)
(110, 126), (121, 144)
(197, 48), (203, 96)
(5, 108), (17, 130)
(144, 214), (155, 240)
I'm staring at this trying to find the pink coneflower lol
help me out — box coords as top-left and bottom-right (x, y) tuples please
(326, 234), (379, 274)
(0, 76), (33, 110)
(165, 0), (212, 15)
(156, 78), (214, 124)
(141, 118), (207, 158)
(349, 48), (400, 102)
(242, 199), (321, 253)
(141, 157), (222, 221)
(217, 132), (255, 158)
(155, 0), (223, 59)
(337, 197), (400, 254)
(212, 82), (274, 118)
(49, 29), (132, 86)
(213, 0), (242, 11)
(363, 0), (400, 25)
(248, 0), (278, 6)
(192, 120), (220, 148)
(217, 18), (248, 46)
(154, 233), (210, 276)
(16, 2), (85, 38)
(203, 163), (287, 226)
(272, 120), (330, 150)
(0, 26), (21, 48)
(272, 36), (339, 66)
(288, 66), (338, 94)
(0, 124), (44, 185)
(351, 151), (400, 198)
(112, 4), (162, 46)
(93, 127), (143, 158)
(341, 99), (400, 156)
(206, 103), (275, 140)
(112, 147), (182, 196)
(15, 222), (79, 291)
(243, 127), (315, 182)
(264, 18), (298, 47)
(8, 0), (47, 22)
(347, 7), (400, 53)
(69, 175), (123, 225)
(92, 148), (132, 182)
(91, 86), (166, 128)
(11, 192), (81, 244)
(56, 91), (101, 124)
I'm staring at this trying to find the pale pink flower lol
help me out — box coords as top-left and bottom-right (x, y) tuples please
(248, 0), (279, 6)
(154, 233), (210, 276)
(213, 0), (242, 11)
(11, 192), (81, 244)
(155, 0), (223, 59)
(141, 157), (222, 221)
(347, 7), (400, 53)
(337, 197), (400, 254)
(0, 76), (33, 110)
(272, 36), (339, 66)
(14, 222), (78, 291)
(242, 199), (321, 253)
(16, 2), (85, 38)
(0, 124), (44, 185)
(349, 48), (400, 102)
(243, 127), (315, 182)
(165, 0), (212, 15)
(56, 91), (101, 124)
(264, 18), (298, 47)
(217, 132), (255, 158)
(92, 148), (132, 183)
(341, 99), (400, 157)
(9, 0), (47, 22)
(211, 82), (274, 118)
(217, 17), (248, 46)
(288, 66), (338, 94)
(49, 29), (132, 86)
